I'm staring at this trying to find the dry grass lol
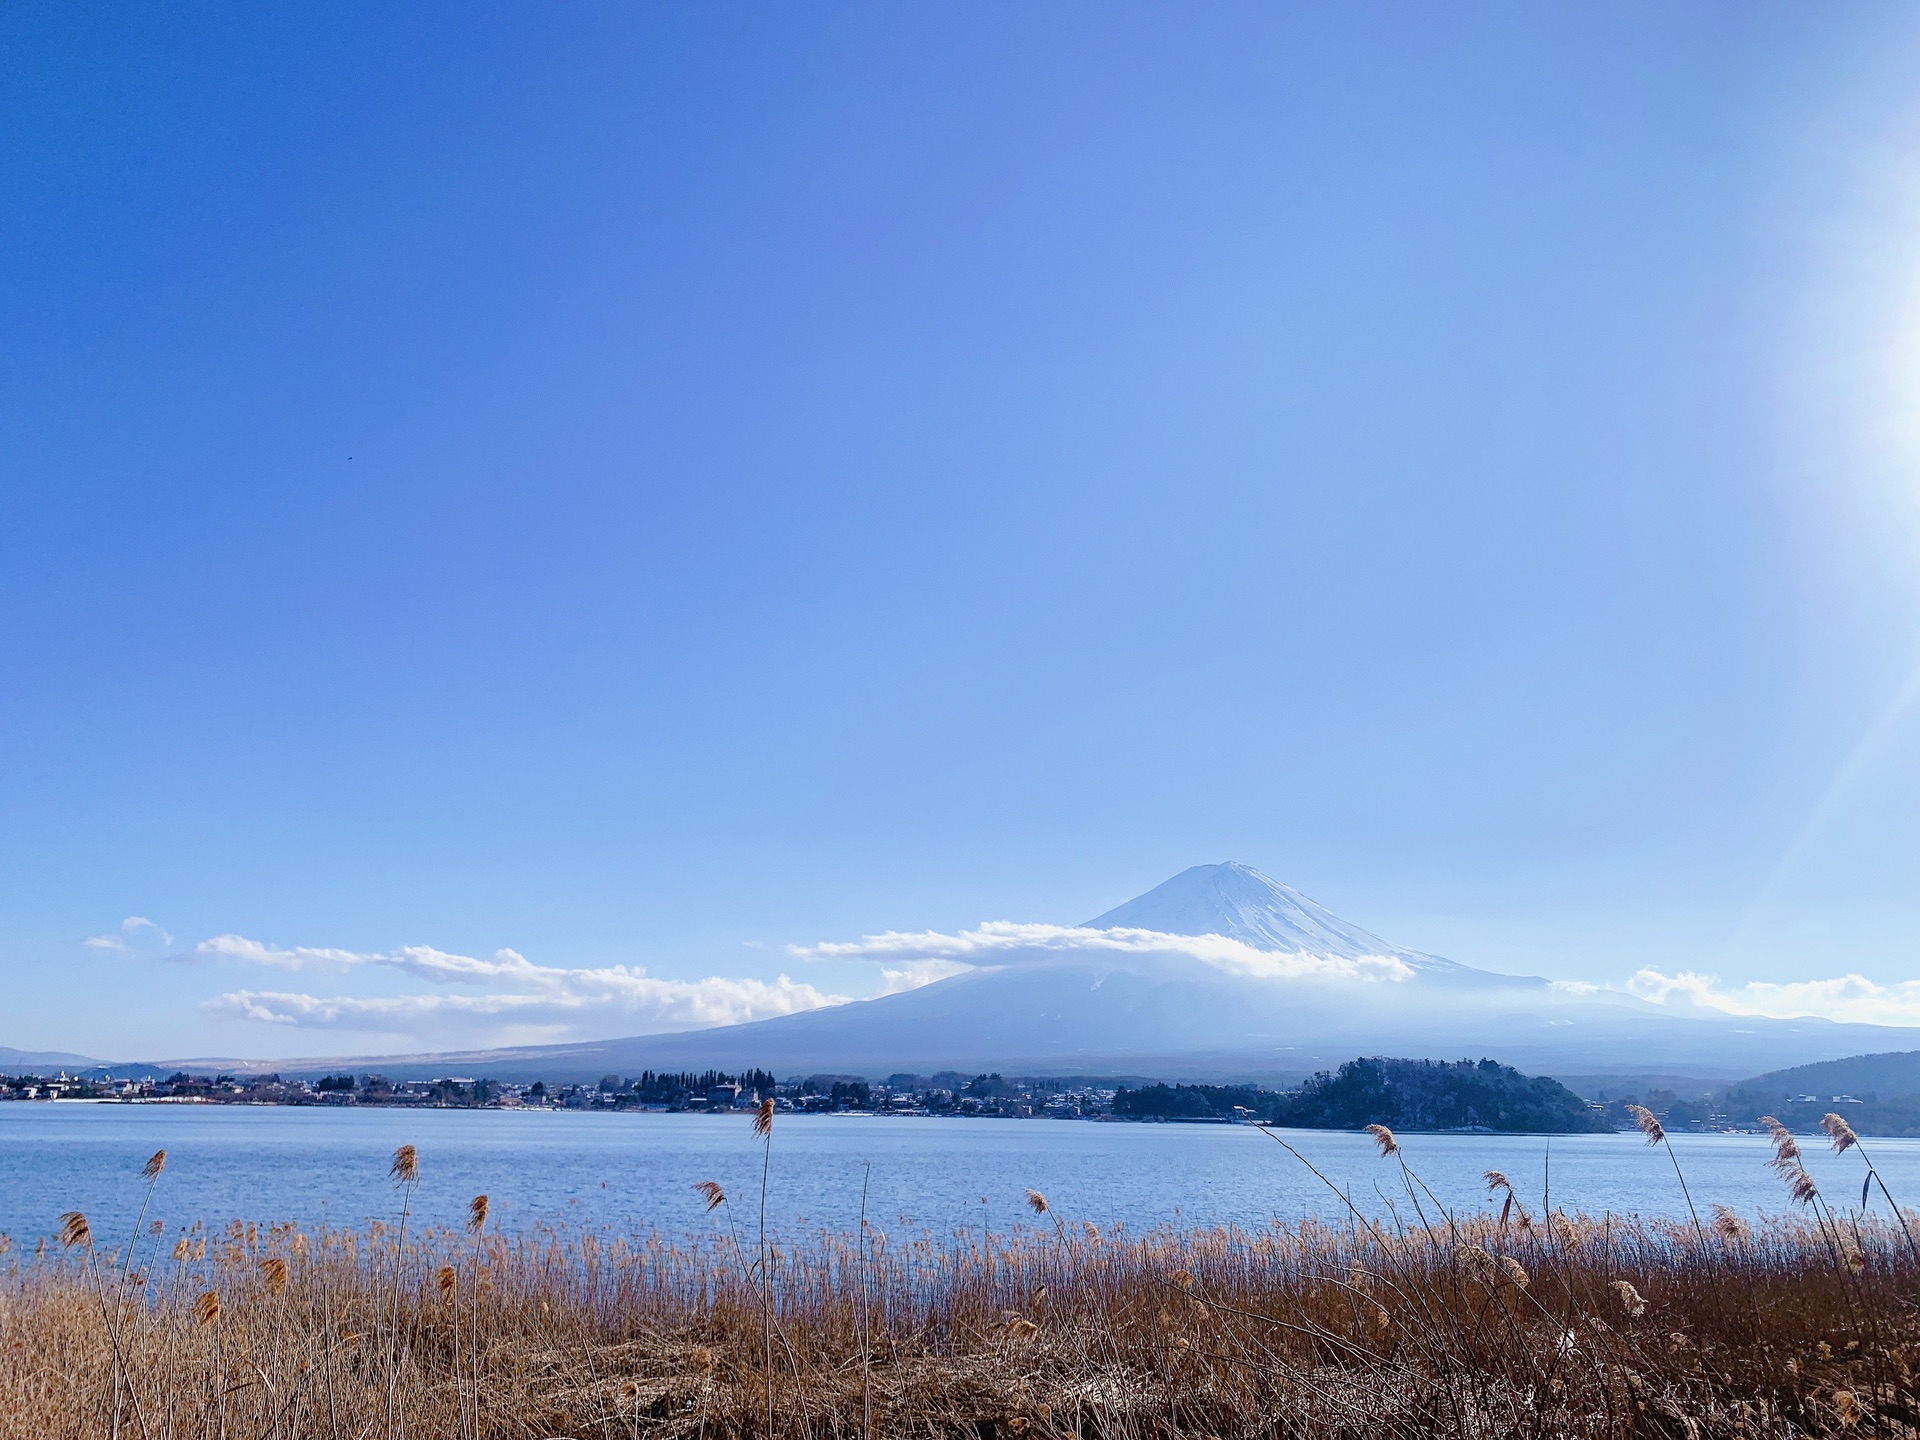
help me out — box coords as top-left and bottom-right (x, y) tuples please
(4, 1132), (1920, 1438)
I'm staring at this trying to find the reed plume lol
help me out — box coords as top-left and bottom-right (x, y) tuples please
(1822, 1113), (1858, 1154)
(1610, 1279), (1647, 1317)
(1760, 1116), (1801, 1171)
(260, 1256), (289, 1295)
(1757, 1117), (1827, 1213)
(1484, 1169), (1526, 1228)
(389, 1144), (419, 1185)
(467, 1194), (489, 1233)
(141, 1149), (167, 1180)
(695, 1180), (726, 1211)
(1025, 1190), (1049, 1215)
(1785, 1167), (1820, 1208)
(1366, 1123), (1397, 1157)
(59, 1211), (91, 1249)
(190, 1290), (220, 1327)
(1710, 1205), (1750, 1243)
(754, 1095), (775, 1137)
(1626, 1105), (1663, 1145)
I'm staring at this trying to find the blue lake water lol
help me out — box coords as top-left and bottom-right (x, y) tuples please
(4, 1103), (1916, 1250)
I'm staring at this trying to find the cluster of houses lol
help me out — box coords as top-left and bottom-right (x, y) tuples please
(0, 1071), (545, 1107)
(0, 1067), (1128, 1119)
(573, 1071), (1124, 1118)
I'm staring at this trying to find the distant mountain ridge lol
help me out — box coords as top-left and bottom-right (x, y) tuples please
(1737, 1051), (1920, 1100)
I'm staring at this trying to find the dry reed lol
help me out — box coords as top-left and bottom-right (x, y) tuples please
(6, 1131), (1920, 1438)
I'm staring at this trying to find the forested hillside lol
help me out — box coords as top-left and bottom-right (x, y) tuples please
(1271, 1057), (1608, 1134)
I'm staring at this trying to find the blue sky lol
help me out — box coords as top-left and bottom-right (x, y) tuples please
(4, 4), (1920, 1060)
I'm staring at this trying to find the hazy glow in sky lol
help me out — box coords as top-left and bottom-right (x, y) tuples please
(3, 5), (1920, 1058)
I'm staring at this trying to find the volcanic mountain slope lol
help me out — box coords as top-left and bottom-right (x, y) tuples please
(0, 1045), (109, 1072)
(177, 863), (1920, 1084)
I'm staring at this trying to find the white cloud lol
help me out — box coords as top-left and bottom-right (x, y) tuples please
(84, 916), (174, 952)
(876, 958), (976, 995)
(194, 935), (368, 970)
(192, 936), (584, 986)
(195, 933), (849, 1040)
(793, 920), (1414, 984)
(206, 972), (841, 1035)
(1629, 967), (1920, 1027)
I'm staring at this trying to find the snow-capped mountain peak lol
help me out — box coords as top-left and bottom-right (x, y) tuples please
(1084, 862), (1461, 973)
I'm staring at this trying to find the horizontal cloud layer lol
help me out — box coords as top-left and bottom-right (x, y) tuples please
(193, 934), (849, 1040)
(208, 972), (842, 1033)
(793, 920), (1415, 984)
(1629, 968), (1920, 1027)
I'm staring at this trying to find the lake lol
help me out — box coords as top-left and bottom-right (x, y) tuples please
(4, 1103), (1915, 1250)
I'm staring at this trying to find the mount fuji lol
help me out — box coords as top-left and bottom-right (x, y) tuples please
(199, 863), (1920, 1084)
(1085, 862), (1478, 977)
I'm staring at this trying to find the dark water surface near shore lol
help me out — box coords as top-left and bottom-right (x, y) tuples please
(4, 1104), (1916, 1247)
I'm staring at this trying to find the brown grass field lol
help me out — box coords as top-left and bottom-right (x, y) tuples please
(4, 1111), (1919, 1438)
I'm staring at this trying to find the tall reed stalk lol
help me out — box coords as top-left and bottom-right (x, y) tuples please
(386, 1144), (420, 1440)
(753, 1096), (775, 1440)
(1823, 1110), (1920, 1264)
(1625, 1104), (1707, 1251)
